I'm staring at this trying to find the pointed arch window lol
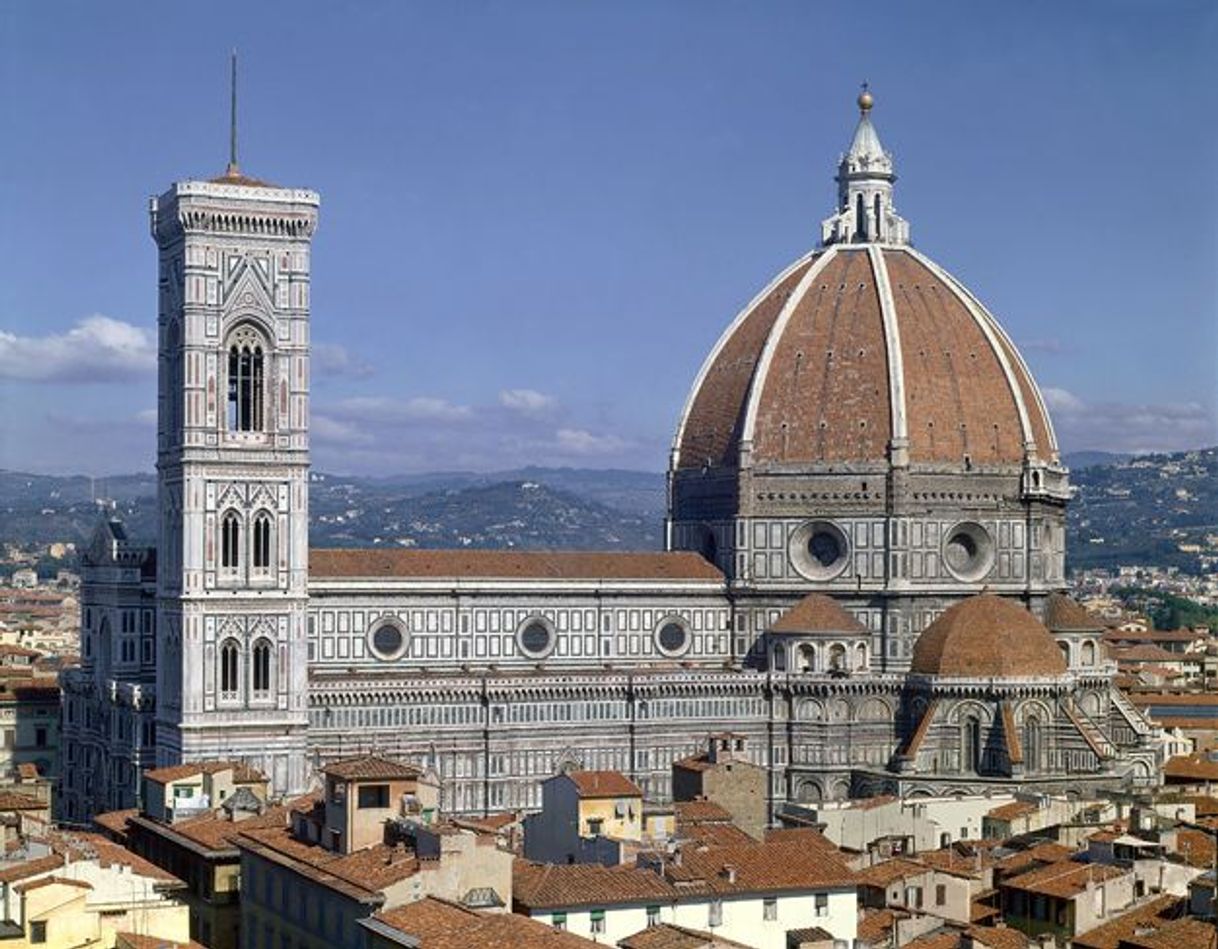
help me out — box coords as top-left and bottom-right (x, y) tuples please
(1023, 716), (1042, 773)
(963, 716), (982, 773)
(1081, 640), (1096, 666)
(221, 511), (242, 571)
(220, 639), (240, 698)
(252, 512), (273, 573)
(252, 639), (272, 695)
(227, 325), (266, 432)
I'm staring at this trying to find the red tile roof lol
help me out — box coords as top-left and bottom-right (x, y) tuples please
(309, 549), (722, 581)
(1045, 594), (1104, 631)
(911, 595), (1067, 678)
(770, 594), (867, 634)
(1164, 753), (1218, 782)
(619, 923), (755, 948)
(143, 760), (266, 784)
(564, 770), (643, 799)
(513, 859), (677, 909)
(1000, 861), (1125, 898)
(323, 754), (423, 781)
(373, 896), (598, 948)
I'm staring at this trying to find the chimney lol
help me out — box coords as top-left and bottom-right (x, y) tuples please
(720, 864), (737, 884)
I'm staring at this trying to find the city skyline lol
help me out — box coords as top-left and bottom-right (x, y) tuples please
(1, 1), (1215, 475)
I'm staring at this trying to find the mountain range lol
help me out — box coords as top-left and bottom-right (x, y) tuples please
(2, 449), (1214, 574)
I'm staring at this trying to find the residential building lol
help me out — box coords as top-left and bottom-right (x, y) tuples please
(234, 754), (510, 949)
(523, 770), (644, 866)
(514, 833), (857, 947)
(997, 860), (1133, 940)
(0, 832), (190, 948)
(359, 896), (598, 948)
(673, 735), (767, 841)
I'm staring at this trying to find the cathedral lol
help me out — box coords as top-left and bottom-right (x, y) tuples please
(58, 91), (1161, 825)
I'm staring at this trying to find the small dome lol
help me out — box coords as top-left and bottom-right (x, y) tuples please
(770, 593), (867, 635)
(910, 595), (1068, 678)
(1045, 593), (1104, 632)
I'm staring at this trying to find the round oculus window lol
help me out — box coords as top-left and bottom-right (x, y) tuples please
(789, 520), (850, 581)
(368, 621), (408, 660)
(517, 618), (555, 658)
(655, 618), (691, 656)
(941, 522), (995, 582)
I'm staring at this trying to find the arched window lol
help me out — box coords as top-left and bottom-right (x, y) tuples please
(1023, 717), (1042, 773)
(829, 643), (847, 673)
(1081, 640), (1096, 666)
(252, 639), (272, 695)
(220, 640), (240, 697)
(227, 326), (266, 432)
(772, 644), (786, 672)
(963, 716), (982, 773)
(798, 644), (817, 673)
(166, 320), (182, 438)
(855, 642), (868, 671)
(874, 193), (883, 241)
(252, 512), (272, 573)
(1057, 640), (1071, 666)
(221, 511), (241, 571)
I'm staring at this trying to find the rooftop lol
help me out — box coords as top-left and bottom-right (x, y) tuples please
(769, 593), (867, 635)
(323, 754), (424, 782)
(564, 770), (643, 799)
(309, 549), (722, 581)
(370, 896), (597, 948)
(1000, 860), (1125, 899)
(910, 595), (1068, 679)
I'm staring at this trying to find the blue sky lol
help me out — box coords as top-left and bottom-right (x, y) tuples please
(1, 1), (1215, 475)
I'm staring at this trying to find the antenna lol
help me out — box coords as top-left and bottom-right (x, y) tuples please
(226, 49), (239, 176)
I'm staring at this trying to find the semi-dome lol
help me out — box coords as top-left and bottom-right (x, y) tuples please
(910, 594), (1068, 678)
(672, 94), (1058, 474)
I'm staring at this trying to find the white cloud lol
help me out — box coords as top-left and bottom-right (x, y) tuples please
(313, 342), (374, 379)
(499, 388), (556, 414)
(0, 315), (155, 383)
(312, 413), (376, 447)
(330, 396), (474, 423)
(554, 427), (630, 456)
(1041, 386), (1087, 414)
(1043, 386), (1217, 454)
(133, 408), (158, 426)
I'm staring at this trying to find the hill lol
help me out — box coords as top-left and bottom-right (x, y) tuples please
(4, 449), (1216, 573)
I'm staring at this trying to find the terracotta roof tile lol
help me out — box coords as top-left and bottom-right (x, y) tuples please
(910, 595), (1067, 678)
(1045, 594), (1104, 632)
(14, 874), (92, 893)
(619, 922), (755, 948)
(309, 549), (722, 581)
(373, 896), (598, 947)
(564, 770), (642, 799)
(93, 808), (137, 839)
(770, 593), (867, 634)
(513, 859), (677, 909)
(115, 935), (207, 949)
(664, 838), (856, 895)
(1072, 894), (1186, 949)
(856, 857), (929, 887)
(0, 792), (47, 811)
(992, 842), (1076, 874)
(0, 852), (63, 883)
(143, 760), (266, 784)
(674, 800), (734, 824)
(1000, 861), (1124, 898)
(235, 824), (419, 899)
(987, 801), (1038, 821)
(323, 754), (423, 781)
(1165, 753), (1218, 782)
(1119, 917), (1217, 949)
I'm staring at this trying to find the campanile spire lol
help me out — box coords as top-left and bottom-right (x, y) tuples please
(226, 50), (239, 177)
(820, 86), (910, 246)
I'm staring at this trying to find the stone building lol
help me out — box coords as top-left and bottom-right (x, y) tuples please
(59, 90), (1161, 827)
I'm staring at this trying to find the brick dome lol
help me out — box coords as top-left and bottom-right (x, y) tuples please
(910, 594), (1068, 678)
(672, 244), (1058, 472)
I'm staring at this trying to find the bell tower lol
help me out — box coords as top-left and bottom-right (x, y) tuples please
(150, 62), (318, 795)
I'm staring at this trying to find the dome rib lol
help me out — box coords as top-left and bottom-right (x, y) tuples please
(738, 246), (843, 456)
(907, 247), (1039, 459)
(868, 245), (908, 454)
(671, 252), (818, 469)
